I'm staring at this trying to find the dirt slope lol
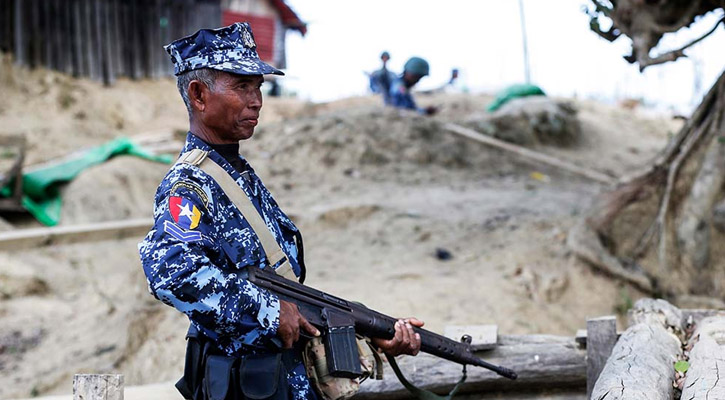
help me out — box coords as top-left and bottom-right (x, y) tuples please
(0, 59), (681, 398)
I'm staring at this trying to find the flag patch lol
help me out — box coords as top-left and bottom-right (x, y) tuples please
(169, 196), (202, 230)
(164, 220), (202, 242)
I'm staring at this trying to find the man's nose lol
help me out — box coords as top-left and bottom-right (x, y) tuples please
(248, 91), (262, 110)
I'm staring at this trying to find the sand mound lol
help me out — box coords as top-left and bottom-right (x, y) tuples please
(465, 97), (581, 146)
(59, 157), (169, 225)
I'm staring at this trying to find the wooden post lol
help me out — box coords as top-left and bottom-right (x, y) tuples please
(73, 374), (123, 400)
(586, 316), (617, 398)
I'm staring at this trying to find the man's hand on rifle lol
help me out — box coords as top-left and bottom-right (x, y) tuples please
(278, 299), (320, 348)
(372, 318), (424, 356)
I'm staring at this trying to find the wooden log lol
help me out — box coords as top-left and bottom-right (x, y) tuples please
(586, 316), (617, 398)
(73, 374), (123, 400)
(354, 335), (586, 399)
(444, 123), (616, 185)
(681, 316), (725, 399)
(628, 298), (683, 330)
(590, 299), (683, 400)
(0, 218), (152, 251)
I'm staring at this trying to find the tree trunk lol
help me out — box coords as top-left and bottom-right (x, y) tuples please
(569, 70), (725, 296)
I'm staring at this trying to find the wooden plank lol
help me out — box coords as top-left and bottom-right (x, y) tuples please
(354, 335), (586, 399)
(83, 0), (95, 78)
(101, 0), (115, 86)
(444, 123), (616, 185)
(1, 0), (14, 53)
(110, 0), (123, 78)
(0, 218), (152, 251)
(91, 0), (103, 82)
(443, 325), (498, 351)
(40, 0), (50, 68)
(13, 0), (26, 66)
(681, 316), (725, 399)
(586, 316), (617, 398)
(73, 374), (123, 400)
(591, 299), (682, 400)
(129, 0), (142, 79)
(59, 0), (73, 74)
(71, 0), (83, 77)
(29, 0), (41, 68)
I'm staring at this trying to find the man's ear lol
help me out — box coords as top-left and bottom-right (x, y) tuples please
(188, 80), (208, 113)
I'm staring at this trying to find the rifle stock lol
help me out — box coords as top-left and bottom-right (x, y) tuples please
(246, 266), (517, 380)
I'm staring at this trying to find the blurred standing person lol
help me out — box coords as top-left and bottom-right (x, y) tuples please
(386, 56), (437, 115)
(369, 51), (396, 102)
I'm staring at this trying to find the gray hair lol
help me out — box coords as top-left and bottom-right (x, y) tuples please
(176, 68), (223, 117)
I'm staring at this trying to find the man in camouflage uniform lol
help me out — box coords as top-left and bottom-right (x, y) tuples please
(386, 56), (437, 115)
(139, 23), (422, 400)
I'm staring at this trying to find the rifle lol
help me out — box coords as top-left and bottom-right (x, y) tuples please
(246, 266), (517, 380)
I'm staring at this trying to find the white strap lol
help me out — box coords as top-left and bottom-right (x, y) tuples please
(177, 149), (297, 281)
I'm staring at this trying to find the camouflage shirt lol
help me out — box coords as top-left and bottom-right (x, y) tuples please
(139, 132), (317, 398)
(386, 75), (423, 113)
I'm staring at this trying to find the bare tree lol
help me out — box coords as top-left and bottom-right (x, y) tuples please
(569, 0), (725, 297)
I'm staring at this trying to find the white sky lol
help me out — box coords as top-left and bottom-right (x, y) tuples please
(281, 0), (724, 114)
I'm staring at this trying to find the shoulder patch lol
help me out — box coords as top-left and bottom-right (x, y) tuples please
(169, 196), (203, 230)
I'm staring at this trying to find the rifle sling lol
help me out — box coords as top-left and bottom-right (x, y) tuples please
(177, 149), (297, 281)
(385, 353), (467, 400)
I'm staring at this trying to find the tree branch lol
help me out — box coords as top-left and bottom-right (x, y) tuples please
(636, 17), (724, 71)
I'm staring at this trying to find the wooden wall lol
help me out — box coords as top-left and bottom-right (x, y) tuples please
(1, 0), (221, 85)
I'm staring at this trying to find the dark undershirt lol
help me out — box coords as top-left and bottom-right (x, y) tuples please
(208, 142), (245, 174)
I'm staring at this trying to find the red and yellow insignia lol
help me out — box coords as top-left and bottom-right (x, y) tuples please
(169, 196), (202, 230)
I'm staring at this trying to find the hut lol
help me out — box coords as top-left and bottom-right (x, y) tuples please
(0, 0), (304, 85)
(222, 0), (306, 70)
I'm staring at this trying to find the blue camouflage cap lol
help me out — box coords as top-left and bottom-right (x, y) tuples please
(164, 22), (284, 76)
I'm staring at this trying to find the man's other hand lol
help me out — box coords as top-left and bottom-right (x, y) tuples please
(278, 300), (320, 348)
(372, 318), (424, 356)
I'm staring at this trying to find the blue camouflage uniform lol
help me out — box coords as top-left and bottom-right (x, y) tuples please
(138, 22), (317, 400)
(386, 76), (424, 113)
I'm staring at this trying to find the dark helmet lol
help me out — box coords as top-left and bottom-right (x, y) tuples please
(404, 57), (429, 76)
(380, 51), (390, 59)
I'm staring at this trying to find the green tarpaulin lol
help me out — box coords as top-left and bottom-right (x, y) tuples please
(1, 137), (173, 226)
(486, 83), (546, 112)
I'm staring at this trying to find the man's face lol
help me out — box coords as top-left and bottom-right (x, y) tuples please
(200, 73), (264, 143)
(403, 72), (423, 88)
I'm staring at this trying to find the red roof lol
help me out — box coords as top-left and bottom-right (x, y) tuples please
(268, 0), (306, 35)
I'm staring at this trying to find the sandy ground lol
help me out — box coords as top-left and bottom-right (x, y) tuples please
(0, 58), (683, 399)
